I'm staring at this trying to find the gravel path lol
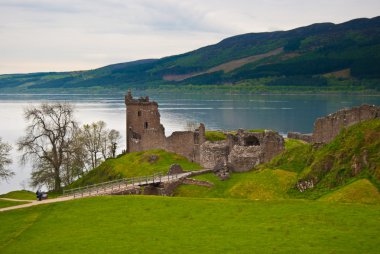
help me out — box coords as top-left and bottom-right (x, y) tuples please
(0, 196), (74, 212)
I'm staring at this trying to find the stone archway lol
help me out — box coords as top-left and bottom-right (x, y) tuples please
(244, 136), (260, 146)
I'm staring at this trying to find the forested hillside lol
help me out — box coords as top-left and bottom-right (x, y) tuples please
(1, 16), (380, 92)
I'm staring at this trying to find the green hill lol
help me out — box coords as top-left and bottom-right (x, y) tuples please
(267, 119), (380, 201)
(67, 149), (202, 188)
(1, 16), (380, 92)
(0, 190), (36, 201)
(319, 179), (380, 204)
(1, 196), (379, 253)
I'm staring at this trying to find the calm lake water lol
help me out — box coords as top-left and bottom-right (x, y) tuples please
(1, 92), (380, 194)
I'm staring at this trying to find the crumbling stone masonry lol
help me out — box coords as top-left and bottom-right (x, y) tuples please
(200, 130), (285, 172)
(287, 132), (313, 143)
(312, 104), (380, 144)
(125, 90), (205, 162)
(125, 91), (285, 171)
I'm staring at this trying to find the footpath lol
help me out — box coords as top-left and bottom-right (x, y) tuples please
(0, 196), (74, 212)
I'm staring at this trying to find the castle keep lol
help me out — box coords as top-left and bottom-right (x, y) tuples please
(125, 90), (205, 162)
(125, 91), (285, 171)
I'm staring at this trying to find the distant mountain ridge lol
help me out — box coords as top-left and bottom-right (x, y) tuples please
(1, 16), (380, 91)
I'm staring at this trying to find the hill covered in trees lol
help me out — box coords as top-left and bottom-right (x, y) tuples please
(1, 16), (380, 92)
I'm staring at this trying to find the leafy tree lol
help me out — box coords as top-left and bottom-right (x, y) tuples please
(0, 137), (13, 181)
(17, 103), (79, 191)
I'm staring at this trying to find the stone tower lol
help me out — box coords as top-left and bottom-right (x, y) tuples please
(125, 90), (166, 153)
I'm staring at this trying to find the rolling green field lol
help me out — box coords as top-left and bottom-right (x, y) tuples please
(1, 196), (379, 254)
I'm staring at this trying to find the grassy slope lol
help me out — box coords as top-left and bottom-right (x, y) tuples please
(175, 169), (297, 200)
(319, 179), (380, 204)
(268, 119), (380, 200)
(0, 200), (29, 209)
(0, 196), (379, 254)
(0, 190), (36, 200)
(68, 149), (202, 188)
(178, 120), (380, 204)
(175, 139), (303, 200)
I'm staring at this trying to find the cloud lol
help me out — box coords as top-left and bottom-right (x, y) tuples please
(0, 0), (379, 74)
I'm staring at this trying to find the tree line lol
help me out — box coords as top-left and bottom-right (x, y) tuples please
(0, 102), (122, 192)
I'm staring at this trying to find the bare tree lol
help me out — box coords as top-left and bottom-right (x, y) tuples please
(61, 130), (87, 186)
(80, 121), (122, 169)
(0, 137), (13, 181)
(107, 129), (121, 158)
(17, 103), (78, 191)
(81, 121), (107, 169)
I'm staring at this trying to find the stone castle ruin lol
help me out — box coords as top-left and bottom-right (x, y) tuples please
(125, 90), (205, 162)
(125, 91), (285, 171)
(312, 104), (380, 143)
(288, 104), (380, 144)
(200, 130), (284, 172)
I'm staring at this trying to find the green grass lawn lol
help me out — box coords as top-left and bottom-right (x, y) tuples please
(0, 196), (379, 254)
(0, 200), (29, 209)
(0, 190), (36, 200)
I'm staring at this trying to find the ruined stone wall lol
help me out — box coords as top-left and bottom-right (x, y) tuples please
(200, 130), (285, 172)
(166, 131), (197, 161)
(287, 132), (312, 143)
(125, 91), (205, 162)
(228, 145), (261, 172)
(259, 131), (285, 163)
(312, 104), (380, 143)
(125, 91), (284, 170)
(200, 141), (230, 169)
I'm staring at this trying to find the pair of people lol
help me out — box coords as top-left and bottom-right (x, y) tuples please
(35, 190), (43, 201)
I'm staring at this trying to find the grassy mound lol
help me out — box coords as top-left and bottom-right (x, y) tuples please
(68, 149), (201, 188)
(266, 119), (380, 200)
(205, 129), (266, 142)
(175, 169), (297, 200)
(0, 200), (29, 209)
(0, 190), (36, 201)
(0, 196), (379, 253)
(319, 179), (380, 204)
(205, 131), (226, 141)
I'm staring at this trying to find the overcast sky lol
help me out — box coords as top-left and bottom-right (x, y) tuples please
(0, 0), (379, 74)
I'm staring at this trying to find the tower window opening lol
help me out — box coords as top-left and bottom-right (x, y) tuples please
(144, 122), (148, 129)
(138, 111), (142, 117)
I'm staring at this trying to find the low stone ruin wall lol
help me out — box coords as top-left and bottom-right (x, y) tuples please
(287, 132), (313, 143)
(200, 130), (285, 172)
(312, 104), (380, 144)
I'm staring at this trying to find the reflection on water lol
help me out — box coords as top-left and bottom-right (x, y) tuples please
(0, 92), (379, 193)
